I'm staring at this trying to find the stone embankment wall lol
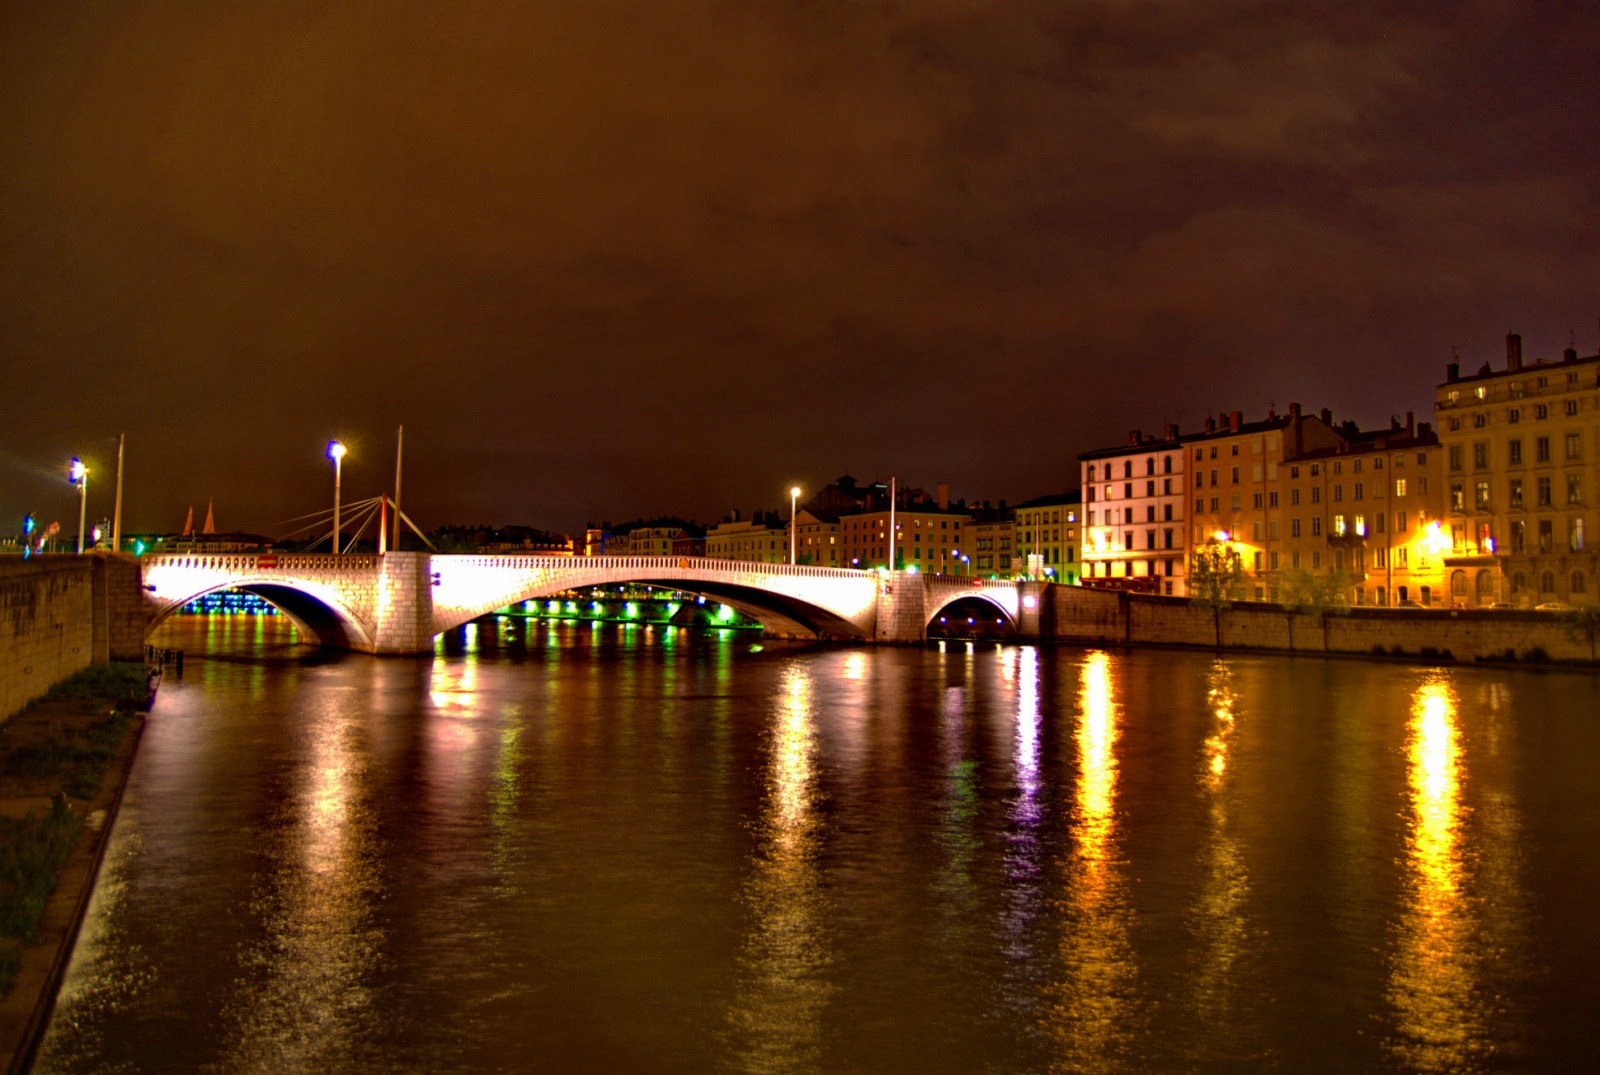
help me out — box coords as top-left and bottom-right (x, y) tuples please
(1, 558), (95, 722)
(1047, 586), (1596, 663)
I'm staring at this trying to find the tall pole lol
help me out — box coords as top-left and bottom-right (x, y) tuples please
(328, 440), (347, 553)
(112, 433), (125, 553)
(789, 485), (801, 565)
(69, 458), (88, 554)
(888, 476), (897, 570)
(393, 425), (404, 553)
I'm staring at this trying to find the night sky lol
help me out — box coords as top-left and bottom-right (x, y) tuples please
(3, 2), (1597, 540)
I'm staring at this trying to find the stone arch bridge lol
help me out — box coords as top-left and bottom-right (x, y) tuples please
(140, 552), (1044, 653)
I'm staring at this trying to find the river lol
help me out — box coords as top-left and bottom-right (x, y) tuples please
(32, 614), (1600, 1073)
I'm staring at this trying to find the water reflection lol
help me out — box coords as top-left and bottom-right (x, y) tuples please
(1387, 673), (1486, 1072)
(1186, 661), (1254, 1051)
(725, 662), (834, 1071)
(1044, 650), (1140, 1071)
(217, 684), (385, 1071)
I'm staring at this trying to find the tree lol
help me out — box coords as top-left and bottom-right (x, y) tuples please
(1559, 603), (1600, 663)
(1276, 566), (1355, 652)
(1189, 538), (1245, 647)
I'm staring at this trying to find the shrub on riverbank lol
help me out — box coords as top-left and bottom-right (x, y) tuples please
(0, 661), (147, 995)
(0, 800), (83, 993)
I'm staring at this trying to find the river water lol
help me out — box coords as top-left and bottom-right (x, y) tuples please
(32, 615), (1600, 1073)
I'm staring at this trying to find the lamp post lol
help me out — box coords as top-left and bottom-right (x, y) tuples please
(328, 440), (347, 553)
(68, 458), (88, 554)
(789, 485), (802, 565)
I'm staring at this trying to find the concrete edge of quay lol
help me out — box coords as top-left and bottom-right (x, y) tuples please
(1, 712), (147, 1075)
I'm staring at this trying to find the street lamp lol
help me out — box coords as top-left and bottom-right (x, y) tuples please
(68, 458), (88, 554)
(789, 485), (802, 565)
(328, 440), (347, 553)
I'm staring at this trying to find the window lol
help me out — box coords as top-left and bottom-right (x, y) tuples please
(1571, 518), (1586, 552)
(1311, 487), (1321, 504)
(1473, 442), (1488, 468)
(1230, 494), (1240, 510)
(1123, 461), (1132, 478)
(1509, 408), (1521, 424)
(1231, 444), (1239, 456)
(1210, 469), (1218, 486)
(1253, 492), (1263, 508)
(1510, 478), (1524, 508)
(1396, 547), (1407, 567)
(1311, 464), (1321, 477)
(1568, 474), (1583, 505)
(1163, 455), (1172, 473)
(1566, 432), (1582, 461)
(1397, 511), (1408, 531)
(1448, 445), (1463, 471)
(1291, 517), (1302, 537)
(1511, 521), (1525, 553)
(1354, 515), (1366, 537)
(1312, 551), (1322, 569)
(1566, 400), (1579, 417)
(1146, 506), (1156, 522)
(1124, 483), (1133, 499)
(1269, 491), (1279, 507)
(1290, 465), (1300, 479)
(1334, 514), (1347, 537)
(1163, 504), (1172, 521)
(1537, 476), (1552, 507)
(1475, 482), (1490, 510)
(1195, 448), (1203, 460)
(1146, 458), (1155, 475)
(1163, 478), (1172, 494)
(1195, 499), (1203, 514)
(1450, 483), (1464, 511)
(1374, 456), (1384, 470)
(1474, 413), (1486, 428)
(1269, 520), (1279, 539)
(1146, 480), (1156, 496)
(1311, 516), (1322, 536)
(1292, 550), (1302, 568)
(1537, 404), (1549, 420)
(1536, 436), (1551, 462)
(1395, 478), (1407, 497)
(1509, 439), (1523, 465)
(1292, 488), (1301, 505)
(1376, 513), (1386, 533)
(1210, 497), (1218, 512)
(1354, 482), (1365, 501)
(1539, 520), (1554, 554)
(1231, 466), (1240, 483)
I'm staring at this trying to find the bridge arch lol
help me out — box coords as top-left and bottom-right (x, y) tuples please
(430, 557), (880, 641)
(924, 582), (1020, 631)
(142, 556), (377, 651)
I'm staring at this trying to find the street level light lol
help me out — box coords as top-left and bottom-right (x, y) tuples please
(789, 485), (802, 565)
(68, 458), (88, 554)
(328, 440), (347, 553)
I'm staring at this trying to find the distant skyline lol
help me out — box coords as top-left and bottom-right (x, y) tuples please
(3, 2), (1597, 538)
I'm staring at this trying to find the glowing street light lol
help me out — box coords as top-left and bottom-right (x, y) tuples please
(328, 440), (347, 553)
(68, 457), (88, 554)
(789, 485), (802, 565)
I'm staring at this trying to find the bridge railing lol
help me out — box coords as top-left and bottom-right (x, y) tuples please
(142, 552), (378, 571)
(434, 554), (875, 581)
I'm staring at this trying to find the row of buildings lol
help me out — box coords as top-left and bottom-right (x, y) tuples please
(590, 329), (1599, 610)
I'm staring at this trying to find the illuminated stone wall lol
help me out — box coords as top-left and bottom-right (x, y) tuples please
(1, 558), (95, 721)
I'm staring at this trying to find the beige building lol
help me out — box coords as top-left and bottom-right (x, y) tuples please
(969, 510), (1014, 578)
(839, 502), (971, 573)
(705, 516), (788, 563)
(793, 509), (842, 567)
(1435, 332), (1600, 606)
(1012, 492), (1080, 583)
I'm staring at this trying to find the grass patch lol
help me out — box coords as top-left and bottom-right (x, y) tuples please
(38, 662), (150, 712)
(0, 800), (84, 994)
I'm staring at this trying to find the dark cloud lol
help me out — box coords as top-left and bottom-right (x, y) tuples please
(3, 1), (1597, 537)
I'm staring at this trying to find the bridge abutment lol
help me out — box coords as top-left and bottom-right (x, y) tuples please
(873, 571), (929, 644)
(371, 552), (437, 655)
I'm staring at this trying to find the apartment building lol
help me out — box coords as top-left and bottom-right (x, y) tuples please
(969, 507), (1015, 578)
(1080, 423), (1188, 593)
(704, 516), (787, 563)
(1435, 332), (1600, 606)
(1278, 417), (1446, 606)
(793, 508), (843, 567)
(839, 500), (971, 573)
(1012, 492), (1081, 583)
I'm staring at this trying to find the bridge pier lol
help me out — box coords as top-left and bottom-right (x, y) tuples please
(371, 552), (437, 655)
(873, 570), (929, 644)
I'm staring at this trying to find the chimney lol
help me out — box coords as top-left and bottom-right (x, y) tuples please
(1205, 416), (1216, 433)
(1320, 408), (1333, 425)
(1162, 421), (1177, 440)
(1507, 332), (1523, 372)
(1406, 410), (1415, 437)
(1564, 346), (1578, 363)
(936, 481), (949, 511)
(1447, 361), (1459, 382)
(1289, 401), (1302, 422)
(1128, 429), (1142, 446)
(1228, 410), (1242, 432)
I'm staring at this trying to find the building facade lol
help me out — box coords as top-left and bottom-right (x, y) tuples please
(1012, 492), (1080, 583)
(1435, 332), (1600, 606)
